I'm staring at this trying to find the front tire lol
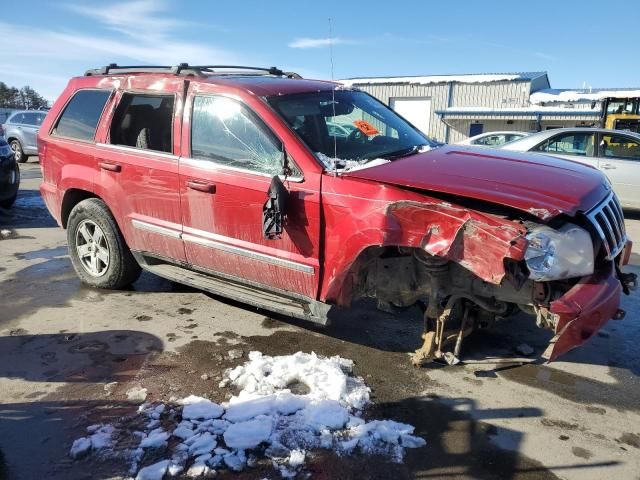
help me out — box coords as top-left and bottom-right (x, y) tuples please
(67, 198), (141, 289)
(10, 139), (27, 163)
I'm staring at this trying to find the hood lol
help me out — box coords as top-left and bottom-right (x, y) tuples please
(343, 146), (609, 220)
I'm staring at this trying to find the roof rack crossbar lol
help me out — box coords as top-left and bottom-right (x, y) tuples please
(85, 63), (301, 78)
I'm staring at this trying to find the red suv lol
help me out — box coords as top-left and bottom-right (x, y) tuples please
(39, 64), (635, 364)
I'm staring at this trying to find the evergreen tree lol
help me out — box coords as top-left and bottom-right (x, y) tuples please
(0, 82), (49, 109)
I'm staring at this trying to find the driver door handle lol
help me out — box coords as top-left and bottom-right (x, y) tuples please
(601, 163), (616, 170)
(187, 180), (216, 193)
(99, 161), (121, 172)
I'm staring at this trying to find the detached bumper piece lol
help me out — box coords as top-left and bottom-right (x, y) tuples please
(543, 261), (627, 361)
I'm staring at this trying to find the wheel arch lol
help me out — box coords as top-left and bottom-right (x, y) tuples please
(60, 188), (100, 228)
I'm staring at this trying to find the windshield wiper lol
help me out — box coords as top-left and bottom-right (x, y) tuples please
(380, 143), (430, 160)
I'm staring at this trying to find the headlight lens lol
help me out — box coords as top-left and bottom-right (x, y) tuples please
(525, 224), (594, 281)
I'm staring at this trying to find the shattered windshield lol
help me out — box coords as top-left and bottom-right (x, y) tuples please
(267, 90), (437, 171)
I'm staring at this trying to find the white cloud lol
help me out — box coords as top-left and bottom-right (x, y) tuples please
(0, 1), (245, 101)
(62, 0), (190, 43)
(288, 37), (344, 49)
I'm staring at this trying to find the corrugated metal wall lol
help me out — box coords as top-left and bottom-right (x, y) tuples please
(356, 80), (534, 142)
(357, 83), (450, 141)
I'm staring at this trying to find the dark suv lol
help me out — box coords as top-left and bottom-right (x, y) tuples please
(38, 64), (635, 364)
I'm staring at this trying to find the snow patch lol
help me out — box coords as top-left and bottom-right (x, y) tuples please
(135, 459), (170, 480)
(341, 73), (522, 87)
(316, 152), (390, 172)
(126, 386), (148, 403)
(530, 88), (640, 105)
(69, 424), (114, 458)
(223, 415), (272, 449)
(181, 395), (224, 420)
(70, 352), (425, 478)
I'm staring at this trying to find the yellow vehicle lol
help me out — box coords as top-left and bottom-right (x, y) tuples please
(600, 97), (640, 133)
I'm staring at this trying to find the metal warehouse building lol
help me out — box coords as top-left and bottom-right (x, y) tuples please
(341, 72), (602, 143)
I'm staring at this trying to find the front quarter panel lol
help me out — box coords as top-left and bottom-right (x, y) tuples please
(319, 175), (528, 305)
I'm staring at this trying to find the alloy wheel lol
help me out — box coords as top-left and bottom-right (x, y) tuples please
(10, 141), (21, 159)
(75, 220), (110, 276)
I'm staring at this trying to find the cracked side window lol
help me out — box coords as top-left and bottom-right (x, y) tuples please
(191, 96), (284, 176)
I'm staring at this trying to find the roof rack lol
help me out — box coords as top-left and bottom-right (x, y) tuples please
(84, 63), (302, 78)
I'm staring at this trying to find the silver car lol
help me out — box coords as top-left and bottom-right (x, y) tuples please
(2, 110), (47, 163)
(458, 130), (530, 147)
(501, 127), (640, 209)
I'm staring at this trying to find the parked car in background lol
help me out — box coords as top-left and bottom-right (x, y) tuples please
(326, 121), (357, 138)
(0, 139), (20, 208)
(3, 110), (47, 163)
(501, 128), (640, 209)
(38, 64), (634, 366)
(458, 131), (530, 146)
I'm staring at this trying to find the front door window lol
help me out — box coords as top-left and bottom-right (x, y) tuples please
(191, 96), (284, 176)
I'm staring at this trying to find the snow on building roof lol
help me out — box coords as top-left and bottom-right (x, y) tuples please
(439, 106), (599, 114)
(341, 72), (546, 86)
(530, 88), (640, 105)
(436, 106), (600, 118)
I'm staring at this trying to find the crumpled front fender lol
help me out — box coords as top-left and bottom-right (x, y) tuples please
(322, 196), (528, 305)
(385, 201), (528, 284)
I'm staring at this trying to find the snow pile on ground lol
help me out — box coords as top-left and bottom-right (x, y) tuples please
(70, 424), (115, 458)
(70, 351), (425, 478)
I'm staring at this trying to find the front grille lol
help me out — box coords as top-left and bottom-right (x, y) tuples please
(586, 192), (627, 260)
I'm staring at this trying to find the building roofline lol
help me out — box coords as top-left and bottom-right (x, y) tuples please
(340, 72), (547, 86)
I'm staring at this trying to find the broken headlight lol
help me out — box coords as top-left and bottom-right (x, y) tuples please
(524, 224), (594, 281)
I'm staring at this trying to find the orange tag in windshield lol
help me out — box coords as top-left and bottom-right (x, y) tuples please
(353, 120), (379, 136)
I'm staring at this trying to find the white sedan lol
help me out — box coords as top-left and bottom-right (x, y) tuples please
(458, 131), (530, 147)
(501, 127), (640, 209)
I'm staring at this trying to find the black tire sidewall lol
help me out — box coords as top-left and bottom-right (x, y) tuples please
(67, 198), (140, 289)
(0, 165), (19, 208)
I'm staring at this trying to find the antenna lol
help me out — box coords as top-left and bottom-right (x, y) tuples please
(329, 17), (338, 169)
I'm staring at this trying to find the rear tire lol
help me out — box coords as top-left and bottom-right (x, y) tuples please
(10, 139), (27, 163)
(67, 198), (141, 289)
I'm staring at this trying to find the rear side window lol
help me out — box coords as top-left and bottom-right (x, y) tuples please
(53, 90), (111, 141)
(9, 113), (25, 124)
(22, 112), (45, 126)
(110, 93), (174, 153)
(600, 134), (640, 160)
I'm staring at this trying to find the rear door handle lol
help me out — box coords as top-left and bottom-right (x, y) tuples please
(99, 161), (121, 172)
(187, 180), (216, 193)
(601, 163), (616, 170)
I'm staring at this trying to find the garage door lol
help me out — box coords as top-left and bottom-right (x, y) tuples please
(390, 97), (431, 135)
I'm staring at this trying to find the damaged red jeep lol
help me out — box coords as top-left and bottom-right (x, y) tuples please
(39, 64), (636, 365)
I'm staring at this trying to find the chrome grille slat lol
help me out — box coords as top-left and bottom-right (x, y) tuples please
(604, 204), (622, 243)
(586, 192), (626, 260)
(613, 198), (625, 223)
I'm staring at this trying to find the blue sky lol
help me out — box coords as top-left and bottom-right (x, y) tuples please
(2, 0), (638, 101)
